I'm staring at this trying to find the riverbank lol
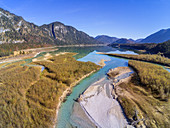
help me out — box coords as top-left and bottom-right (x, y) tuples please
(54, 70), (97, 128)
(56, 44), (107, 47)
(0, 52), (101, 128)
(114, 62), (170, 127)
(97, 52), (170, 67)
(76, 67), (133, 128)
(0, 46), (58, 64)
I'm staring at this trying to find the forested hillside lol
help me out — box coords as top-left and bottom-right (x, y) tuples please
(0, 7), (102, 57)
(0, 8), (99, 45)
(140, 28), (170, 43)
(110, 40), (170, 58)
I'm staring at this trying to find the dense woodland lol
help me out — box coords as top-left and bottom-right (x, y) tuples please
(105, 53), (170, 66)
(0, 43), (52, 57)
(110, 40), (170, 58)
(0, 53), (100, 127)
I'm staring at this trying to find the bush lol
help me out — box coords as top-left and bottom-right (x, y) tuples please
(128, 60), (170, 100)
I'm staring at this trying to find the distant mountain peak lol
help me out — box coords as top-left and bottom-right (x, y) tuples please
(0, 7), (100, 45)
(140, 28), (170, 43)
(95, 35), (118, 44)
(112, 38), (135, 44)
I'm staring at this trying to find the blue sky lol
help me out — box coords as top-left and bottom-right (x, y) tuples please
(0, 0), (170, 39)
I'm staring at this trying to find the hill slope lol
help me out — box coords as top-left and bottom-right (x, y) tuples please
(0, 8), (100, 45)
(95, 35), (118, 44)
(150, 40), (170, 57)
(141, 28), (170, 43)
(110, 40), (170, 58)
(112, 38), (135, 44)
(41, 22), (99, 45)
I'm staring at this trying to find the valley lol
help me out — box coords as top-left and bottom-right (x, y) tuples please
(0, 46), (169, 128)
(0, 2), (170, 128)
(0, 49), (100, 127)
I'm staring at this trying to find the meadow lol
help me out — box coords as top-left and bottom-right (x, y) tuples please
(0, 53), (100, 127)
(116, 60), (170, 127)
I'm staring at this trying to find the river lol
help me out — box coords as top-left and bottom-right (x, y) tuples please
(0, 46), (169, 127)
(55, 46), (137, 128)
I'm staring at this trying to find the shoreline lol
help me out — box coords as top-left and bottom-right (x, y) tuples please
(0, 47), (58, 65)
(98, 59), (108, 67)
(76, 67), (133, 128)
(0, 44), (107, 64)
(53, 70), (98, 128)
(56, 44), (107, 47)
(97, 52), (170, 67)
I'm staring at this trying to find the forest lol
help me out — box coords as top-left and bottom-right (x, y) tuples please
(0, 43), (52, 57)
(110, 40), (170, 58)
(0, 53), (100, 127)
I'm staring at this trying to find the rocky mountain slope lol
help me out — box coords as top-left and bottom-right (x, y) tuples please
(0, 8), (100, 45)
(140, 28), (170, 43)
(40, 22), (99, 45)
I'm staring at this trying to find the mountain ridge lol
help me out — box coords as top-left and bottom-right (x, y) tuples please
(95, 35), (118, 44)
(140, 28), (170, 43)
(112, 38), (135, 44)
(0, 8), (100, 45)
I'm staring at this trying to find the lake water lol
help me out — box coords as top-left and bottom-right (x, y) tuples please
(56, 46), (137, 128)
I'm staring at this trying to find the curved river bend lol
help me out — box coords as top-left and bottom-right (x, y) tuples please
(0, 46), (169, 127)
(56, 47), (137, 128)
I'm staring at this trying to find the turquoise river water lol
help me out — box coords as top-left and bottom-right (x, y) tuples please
(55, 46), (138, 128)
(0, 46), (169, 127)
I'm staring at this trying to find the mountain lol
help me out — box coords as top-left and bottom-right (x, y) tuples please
(110, 40), (170, 58)
(112, 38), (135, 44)
(0, 8), (54, 44)
(128, 38), (135, 42)
(150, 40), (170, 57)
(140, 28), (170, 43)
(135, 38), (143, 43)
(40, 22), (99, 45)
(95, 35), (118, 44)
(0, 8), (100, 45)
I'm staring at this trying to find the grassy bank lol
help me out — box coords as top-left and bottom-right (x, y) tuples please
(0, 53), (100, 127)
(102, 53), (170, 66)
(128, 60), (170, 100)
(115, 61), (170, 127)
(0, 43), (52, 57)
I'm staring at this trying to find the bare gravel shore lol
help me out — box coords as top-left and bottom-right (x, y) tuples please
(79, 77), (128, 128)
(76, 67), (134, 128)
